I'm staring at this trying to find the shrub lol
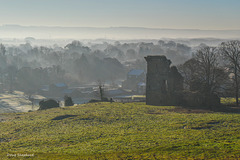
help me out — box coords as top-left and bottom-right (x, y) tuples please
(88, 97), (109, 103)
(64, 95), (74, 106)
(39, 99), (59, 110)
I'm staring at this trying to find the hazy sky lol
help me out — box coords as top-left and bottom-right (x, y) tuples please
(0, 0), (239, 30)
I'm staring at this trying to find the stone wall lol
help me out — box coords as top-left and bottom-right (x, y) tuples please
(144, 55), (220, 107)
(145, 55), (183, 106)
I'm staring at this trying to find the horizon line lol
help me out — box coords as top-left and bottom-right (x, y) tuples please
(1, 24), (240, 31)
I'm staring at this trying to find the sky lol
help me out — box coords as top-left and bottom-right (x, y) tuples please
(0, 0), (239, 30)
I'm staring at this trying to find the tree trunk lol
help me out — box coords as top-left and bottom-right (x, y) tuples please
(235, 83), (239, 107)
(234, 66), (239, 106)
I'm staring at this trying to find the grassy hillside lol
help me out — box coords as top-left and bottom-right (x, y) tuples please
(0, 102), (240, 159)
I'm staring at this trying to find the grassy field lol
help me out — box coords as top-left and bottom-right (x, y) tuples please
(221, 97), (240, 106)
(0, 102), (240, 159)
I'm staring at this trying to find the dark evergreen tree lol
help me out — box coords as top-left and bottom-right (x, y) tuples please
(64, 95), (74, 106)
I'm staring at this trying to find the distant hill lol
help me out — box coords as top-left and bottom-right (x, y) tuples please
(0, 25), (240, 39)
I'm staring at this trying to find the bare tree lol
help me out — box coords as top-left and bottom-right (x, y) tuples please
(178, 58), (200, 90)
(97, 80), (105, 101)
(219, 40), (240, 106)
(179, 46), (227, 95)
(195, 46), (221, 94)
(6, 65), (18, 93)
(0, 44), (6, 56)
(25, 89), (35, 110)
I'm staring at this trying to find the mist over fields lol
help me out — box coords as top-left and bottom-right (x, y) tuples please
(0, 24), (240, 114)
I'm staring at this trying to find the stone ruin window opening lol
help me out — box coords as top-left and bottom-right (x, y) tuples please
(165, 80), (168, 92)
(161, 80), (167, 93)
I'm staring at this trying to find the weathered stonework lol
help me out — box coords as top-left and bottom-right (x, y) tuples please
(144, 55), (183, 106)
(145, 55), (220, 107)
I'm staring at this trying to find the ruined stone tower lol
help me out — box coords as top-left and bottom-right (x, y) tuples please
(144, 55), (183, 106)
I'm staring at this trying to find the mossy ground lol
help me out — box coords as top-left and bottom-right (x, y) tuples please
(0, 102), (240, 159)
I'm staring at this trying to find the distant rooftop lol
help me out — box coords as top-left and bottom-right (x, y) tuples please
(138, 82), (146, 86)
(54, 83), (67, 88)
(128, 69), (145, 76)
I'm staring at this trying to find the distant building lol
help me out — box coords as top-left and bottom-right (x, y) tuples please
(122, 69), (146, 93)
(137, 82), (146, 94)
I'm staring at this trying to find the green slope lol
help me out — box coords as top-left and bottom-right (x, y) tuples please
(0, 102), (240, 159)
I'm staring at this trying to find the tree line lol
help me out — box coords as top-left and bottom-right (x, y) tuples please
(178, 40), (240, 106)
(1, 39), (239, 107)
(0, 40), (192, 94)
